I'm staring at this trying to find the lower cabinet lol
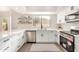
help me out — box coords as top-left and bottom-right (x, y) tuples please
(10, 32), (26, 52)
(1, 42), (11, 52)
(0, 31), (26, 52)
(75, 37), (79, 52)
(36, 30), (48, 42)
(75, 44), (79, 52)
(36, 30), (58, 43)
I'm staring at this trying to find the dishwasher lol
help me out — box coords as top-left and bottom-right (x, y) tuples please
(26, 31), (36, 43)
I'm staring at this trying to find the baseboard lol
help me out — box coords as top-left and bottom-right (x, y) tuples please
(27, 42), (36, 43)
(35, 42), (57, 44)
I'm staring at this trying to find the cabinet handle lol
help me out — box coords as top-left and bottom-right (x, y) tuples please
(3, 47), (9, 51)
(22, 36), (24, 39)
(41, 34), (43, 36)
(17, 45), (20, 48)
(51, 31), (53, 32)
(3, 39), (9, 42)
(55, 34), (57, 37)
(18, 38), (21, 41)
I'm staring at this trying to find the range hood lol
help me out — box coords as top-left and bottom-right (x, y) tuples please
(65, 11), (79, 23)
(69, 11), (79, 15)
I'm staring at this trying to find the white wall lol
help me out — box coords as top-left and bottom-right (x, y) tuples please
(50, 14), (57, 29)
(11, 10), (23, 30)
(63, 22), (79, 30)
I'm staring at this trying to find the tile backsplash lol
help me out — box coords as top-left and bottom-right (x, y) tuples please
(63, 22), (79, 30)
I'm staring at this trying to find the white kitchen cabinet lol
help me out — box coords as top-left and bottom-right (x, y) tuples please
(36, 30), (48, 42)
(56, 31), (60, 44)
(74, 36), (79, 52)
(10, 31), (26, 52)
(2, 42), (11, 52)
(15, 32), (26, 51)
(0, 36), (11, 52)
(48, 31), (56, 42)
(36, 30), (58, 43)
(40, 30), (49, 42)
(75, 44), (79, 52)
(57, 13), (65, 23)
(0, 30), (26, 52)
(10, 34), (19, 51)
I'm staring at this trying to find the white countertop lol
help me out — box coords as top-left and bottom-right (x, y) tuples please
(0, 28), (70, 42)
(0, 28), (71, 51)
(0, 28), (69, 39)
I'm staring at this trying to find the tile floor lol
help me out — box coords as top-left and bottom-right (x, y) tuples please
(18, 43), (65, 52)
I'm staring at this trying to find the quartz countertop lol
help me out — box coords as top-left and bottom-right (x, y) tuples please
(0, 28), (70, 41)
(0, 28), (69, 51)
(0, 29), (26, 43)
(0, 28), (69, 39)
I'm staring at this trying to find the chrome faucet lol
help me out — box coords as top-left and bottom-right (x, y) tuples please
(41, 16), (43, 29)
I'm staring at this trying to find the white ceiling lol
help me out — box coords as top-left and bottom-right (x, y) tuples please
(8, 6), (69, 14)
(25, 6), (58, 12)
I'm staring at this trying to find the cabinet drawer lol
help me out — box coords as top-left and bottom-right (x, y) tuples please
(75, 38), (79, 45)
(1, 42), (11, 52)
(16, 36), (25, 51)
(10, 34), (25, 51)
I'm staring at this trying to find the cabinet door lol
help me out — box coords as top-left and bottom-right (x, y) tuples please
(36, 30), (42, 42)
(48, 30), (59, 43)
(56, 31), (60, 44)
(36, 30), (58, 43)
(36, 30), (50, 42)
(16, 34), (25, 51)
(54, 31), (59, 42)
(10, 35), (19, 51)
(75, 37), (79, 52)
(1, 42), (11, 52)
(41, 30), (49, 42)
(48, 31), (55, 42)
(57, 14), (65, 23)
(75, 44), (79, 52)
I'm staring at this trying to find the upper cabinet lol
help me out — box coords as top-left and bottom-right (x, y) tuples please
(57, 13), (65, 23)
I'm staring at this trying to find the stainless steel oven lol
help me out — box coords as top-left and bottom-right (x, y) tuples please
(60, 31), (74, 52)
